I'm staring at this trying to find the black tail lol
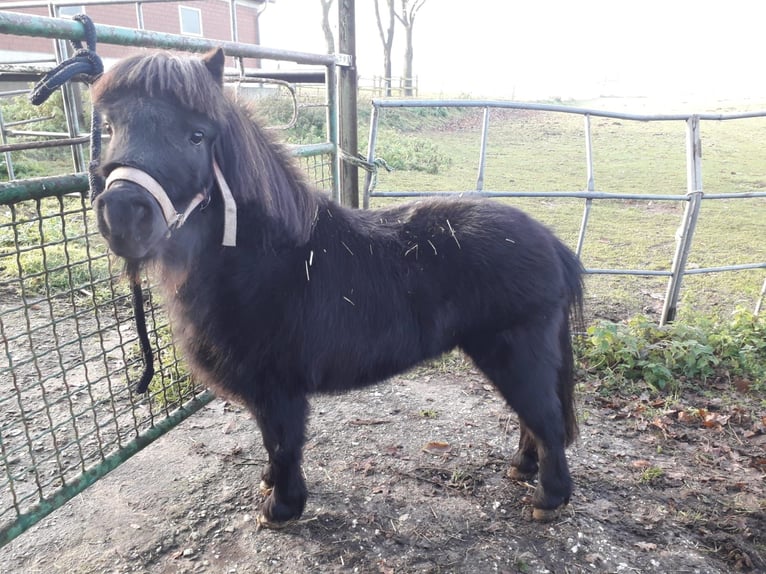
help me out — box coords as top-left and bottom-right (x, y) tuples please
(556, 241), (584, 446)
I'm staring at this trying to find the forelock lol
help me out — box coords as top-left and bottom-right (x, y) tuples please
(92, 52), (226, 121)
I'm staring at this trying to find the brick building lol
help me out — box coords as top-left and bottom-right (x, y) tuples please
(0, 0), (269, 69)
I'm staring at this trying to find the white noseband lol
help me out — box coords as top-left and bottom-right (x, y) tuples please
(105, 161), (237, 247)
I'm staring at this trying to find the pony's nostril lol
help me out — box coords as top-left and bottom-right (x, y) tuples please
(134, 201), (149, 221)
(95, 199), (112, 235)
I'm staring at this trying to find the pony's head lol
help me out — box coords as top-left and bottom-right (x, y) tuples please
(92, 48), (317, 262)
(92, 49), (227, 261)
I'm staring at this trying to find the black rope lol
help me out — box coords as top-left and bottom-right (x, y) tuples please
(31, 15), (154, 394)
(127, 261), (155, 394)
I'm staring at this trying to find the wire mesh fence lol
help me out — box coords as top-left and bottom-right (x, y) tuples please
(0, 188), (212, 544)
(0, 151), (336, 546)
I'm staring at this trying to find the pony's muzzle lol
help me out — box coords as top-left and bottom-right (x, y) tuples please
(94, 182), (168, 260)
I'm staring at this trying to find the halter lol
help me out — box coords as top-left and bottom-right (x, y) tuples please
(105, 161), (238, 247)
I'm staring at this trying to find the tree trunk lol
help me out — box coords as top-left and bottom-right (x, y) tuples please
(396, 0), (426, 97)
(374, 0), (395, 96)
(320, 0), (335, 54)
(403, 25), (413, 96)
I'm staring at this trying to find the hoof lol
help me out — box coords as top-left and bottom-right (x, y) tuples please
(259, 480), (273, 497)
(531, 505), (563, 523)
(255, 513), (295, 531)
(507, 466), (536, 481)
(255, 513), (317, 531)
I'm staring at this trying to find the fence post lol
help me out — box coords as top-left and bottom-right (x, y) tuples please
(476, 107), (490, 191)
(338, 0), (359, 208)
(576, 114), (595, 257)
(0, 108), (15, 180)
(661, 115), (703, 325)
(755, 277), (766, 316)
(362, 103), (380, 209)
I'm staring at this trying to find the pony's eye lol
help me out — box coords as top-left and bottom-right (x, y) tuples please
(190, 130), (205, 145)
(102, 121), (112, 136)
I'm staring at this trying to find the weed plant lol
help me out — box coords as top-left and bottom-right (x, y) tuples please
(576, 309), (766, 394)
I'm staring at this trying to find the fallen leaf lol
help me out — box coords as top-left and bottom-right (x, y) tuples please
(384, 445), (403, 457)
(733, 378), (752, 393)
(702, 412), (729, 429)
(677, 411), (692, 423)
(635, 541), (657, 551)
(651, 418), (667, 432)
(422, 441), (451, 454)
(349, 418), (389, 426)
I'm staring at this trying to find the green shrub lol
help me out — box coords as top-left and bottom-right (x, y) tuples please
(247, 91), (326, 144)
(576, 310), (766, 392)
(374, 105), (466, 132)
(0, 90), (77, 178)
(371, 136), (452, 175)
(1, 90), (68, 133)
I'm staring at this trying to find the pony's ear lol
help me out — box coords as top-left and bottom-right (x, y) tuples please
(202, 48), (225, 86)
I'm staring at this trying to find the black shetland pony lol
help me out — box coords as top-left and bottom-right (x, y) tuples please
(93, 49), (584, 526)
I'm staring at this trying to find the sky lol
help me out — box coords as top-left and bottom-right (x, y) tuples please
(258, 0), (766, 107)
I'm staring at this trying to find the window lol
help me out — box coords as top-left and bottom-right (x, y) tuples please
(58, 5), (85, 17)
(179, 6), (203, 36)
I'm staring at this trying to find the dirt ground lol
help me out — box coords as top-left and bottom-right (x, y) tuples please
(0, 355), (764, 574)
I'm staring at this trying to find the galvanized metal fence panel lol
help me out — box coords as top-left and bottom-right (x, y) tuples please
(363, 99), (766, 322)
(0, 10), (342, 547)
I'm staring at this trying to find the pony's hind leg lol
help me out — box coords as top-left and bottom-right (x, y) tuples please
(463, 316), (573, 521)
(248, 391), (309, 527)
(508, 422), (538, 481)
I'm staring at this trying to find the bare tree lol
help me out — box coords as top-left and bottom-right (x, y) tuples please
(373, 0), (396, 96)
(395, 0), (427, 96)
(320, 0), (335, 53)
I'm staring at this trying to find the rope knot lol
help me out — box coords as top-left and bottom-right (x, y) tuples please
(340, 150), (393, 193)
(30, 13), (104, 201)
(30, 14), (103, 104)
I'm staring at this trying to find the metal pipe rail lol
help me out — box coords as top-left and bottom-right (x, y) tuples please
(363, 99), (766, 323)
(0, 10), (340, 67)
(4, 0), (191, 7)
(0, 134), (89, 153)
(369, 98), (766, 122)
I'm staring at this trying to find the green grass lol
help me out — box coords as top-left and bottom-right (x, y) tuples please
(1, 196), (113, 299)
(577, 309), (766, 395)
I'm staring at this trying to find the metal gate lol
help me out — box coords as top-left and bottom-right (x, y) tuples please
(364, 99), (766, 322)
(0, 9), (344, 547)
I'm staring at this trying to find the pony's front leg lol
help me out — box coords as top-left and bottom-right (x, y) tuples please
(250, 391), (309, 526)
